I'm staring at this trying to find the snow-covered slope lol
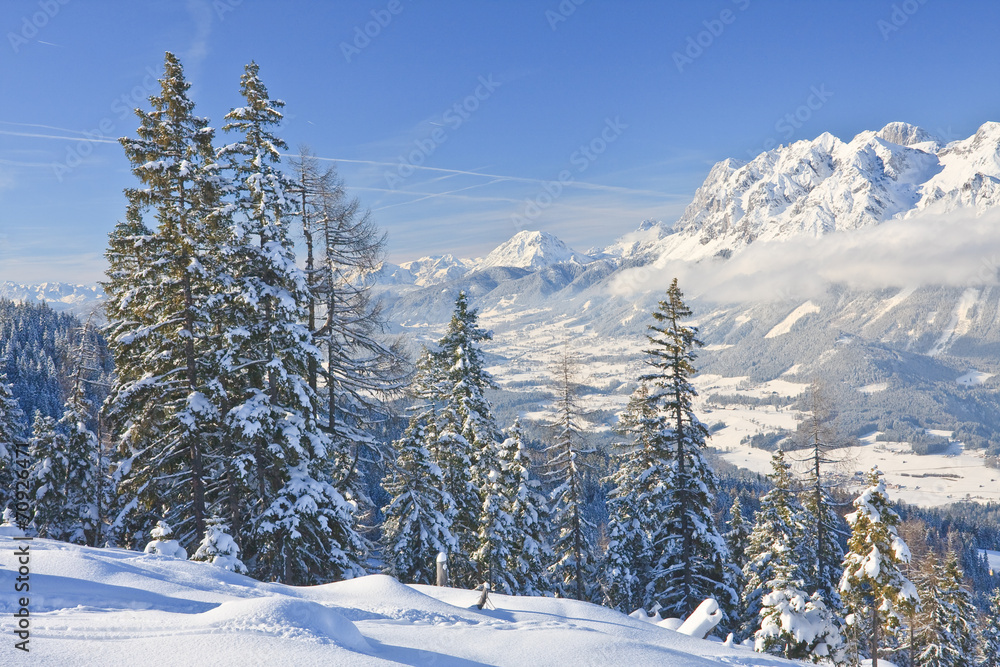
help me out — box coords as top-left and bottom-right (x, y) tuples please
(477, 230), (593, 271)
(0, 536), (799, 666)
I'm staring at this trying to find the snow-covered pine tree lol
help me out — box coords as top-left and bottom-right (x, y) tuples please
(58, 369), (102, 545)
(752, 452), (844, 663)
(417, 292), (499, 587)
(755, 586), (844, 663)
(839, 467), (918, 667)
(742, 447), (812, 640)
(382, 418), (458, 584)
(980, 588), (1000, 667)
(191, 517), (247, 573)
(0, 372), (24, 513)
(219, 61), (365, 583)
(917, 552), (977, 667)
(603, 384), (657, 613)
(144, 520), (188, 559)
(472, 436), (517, 593)
(725, 497), (751, 624)
(106, 51), (227, 548)
(499, 418), (551, 596)
(794, 381), (846, 610)
(642, 278), (736, 623)
(29, 412), (70, 539)
(546, 345), (596, 601)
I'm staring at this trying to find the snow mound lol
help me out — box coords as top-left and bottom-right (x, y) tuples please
(6, 537), (799, 666)
(199, 596), (370, 651)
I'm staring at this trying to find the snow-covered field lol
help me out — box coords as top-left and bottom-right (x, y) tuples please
(697, 373), (1000, 507)
(0, 537), (802, 666)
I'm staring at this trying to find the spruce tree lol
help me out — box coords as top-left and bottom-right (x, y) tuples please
(0, 372), (24, 513)
(725, 497), (751, 625)
(794, 381), (846, 609)
(58, 373), (102, 545)
(918, 553), (977, 667)
(29, 412), (70, 539)
(752, 454), (843, 662)
(642, 278), (736, 622)
(106, 51), (227, 547)
(839, 467), (918, 667)
(980, 589), (1000, 667)
(382, 418), (458, 584)
(472, 436), (516, 593)
(546, 346), (596, 601)
(499, 419), (550, 596)
(191, 517), (247, 574)
(603, 384), (656, 613)
(413, 292), (500, 587)
(742, 448), (812, 639)
(219, 61), (364, 583)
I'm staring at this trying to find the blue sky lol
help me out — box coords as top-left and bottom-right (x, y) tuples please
(2, 0), (999, 283)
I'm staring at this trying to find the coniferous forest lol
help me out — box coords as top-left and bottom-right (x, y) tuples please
(6, 52), (1000, 666)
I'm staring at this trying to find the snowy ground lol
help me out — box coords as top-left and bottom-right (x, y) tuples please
(0, 537), (804, 666)
(697, 374), (1000, 507)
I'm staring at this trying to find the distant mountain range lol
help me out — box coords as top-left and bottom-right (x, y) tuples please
(0, 282), (106, 314)
(12, 121), (1000, 498)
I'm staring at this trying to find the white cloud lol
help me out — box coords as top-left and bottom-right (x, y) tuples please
(610, 207), (1000, 303)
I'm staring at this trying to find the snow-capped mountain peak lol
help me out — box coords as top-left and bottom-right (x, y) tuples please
(476, 230), (593, 271)
(648, 121), (1000, 264)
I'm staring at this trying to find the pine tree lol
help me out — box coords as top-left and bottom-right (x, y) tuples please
(219, 61), (365, 583)
(979, 589), (1000, 667)
(472, 436), (517, 593)
(144, 519), (188, 559)
(725, 497), (751, 626)
(794, 381), (846, 609)
(603, 384), (656, 613)
(755, 587), (844, 663)
(412, 292), (500, 587)
(191, 517), (247, 573)
(106, 51), (227, 548)
(642, 278), (736, 623)
(499, 419), (550, 596)
(382, 418), (458, 584)
(29, 411), (70, 538)
(839, 467), (918, 667)
(546, 346), (596, 601)
(743, 448), (812, 639)
(917, 553), (977, 667)
(0, 372), (24, 513)
(58, 372), (102, 545)
(752, 453), (843, 662)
